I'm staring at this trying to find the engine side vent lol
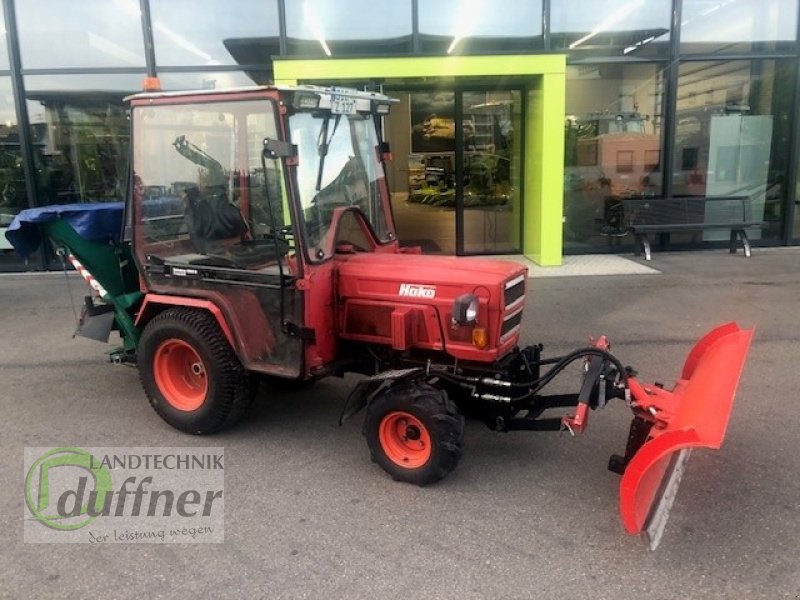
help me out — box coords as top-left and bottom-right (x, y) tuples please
(504, 274), (526, 311)
(500, 310), (523, 340)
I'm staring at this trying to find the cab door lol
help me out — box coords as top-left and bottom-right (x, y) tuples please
(131, 93), (304, 378)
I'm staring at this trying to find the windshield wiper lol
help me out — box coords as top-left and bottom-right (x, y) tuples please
(315, 113), (341, 192)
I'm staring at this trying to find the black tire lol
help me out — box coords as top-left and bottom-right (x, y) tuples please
(364, 381), (464, 486)
(138, 307), (256, 434)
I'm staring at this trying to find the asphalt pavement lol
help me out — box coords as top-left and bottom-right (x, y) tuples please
(1, 248), (799, 599)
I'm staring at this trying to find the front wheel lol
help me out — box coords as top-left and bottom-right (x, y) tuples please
(138, 307), (256, 434)
(364, 381), (464, 486)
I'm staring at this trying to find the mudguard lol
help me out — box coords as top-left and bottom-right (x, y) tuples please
(618, 322), (754, 549)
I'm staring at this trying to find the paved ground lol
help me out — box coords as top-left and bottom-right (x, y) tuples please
(1, 248), (799, 599)
(474, 252), (661, 277)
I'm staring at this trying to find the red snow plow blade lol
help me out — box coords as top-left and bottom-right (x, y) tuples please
(617, 322), (754, 549)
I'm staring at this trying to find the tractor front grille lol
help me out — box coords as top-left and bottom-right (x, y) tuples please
(504, 274), (526, 311)
(500, 274), (526, 343)
(500, 309), (523, 341)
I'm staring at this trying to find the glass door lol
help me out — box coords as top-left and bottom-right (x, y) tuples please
(457, 90), (523, 254)
(384, 90), (457, 254)
(384, 87), (523, 255)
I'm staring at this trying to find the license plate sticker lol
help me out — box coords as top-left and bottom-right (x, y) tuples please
(330, 94), (356, 115)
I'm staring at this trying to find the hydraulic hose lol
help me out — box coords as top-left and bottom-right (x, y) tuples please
(429, 347), (629, 406)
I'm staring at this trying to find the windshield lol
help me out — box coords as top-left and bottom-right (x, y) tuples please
(289, 110), (392, 260)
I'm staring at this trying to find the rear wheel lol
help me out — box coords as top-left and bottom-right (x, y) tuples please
(364, 381), (464, 486)
(138, 307), (256, 434)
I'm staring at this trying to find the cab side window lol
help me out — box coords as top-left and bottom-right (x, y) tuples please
(133, 99), (287, 269)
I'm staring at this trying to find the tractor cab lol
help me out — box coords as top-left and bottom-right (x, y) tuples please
(127, 86), (401, 379)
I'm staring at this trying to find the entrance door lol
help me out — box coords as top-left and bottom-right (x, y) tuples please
(384, 91), (457, 254)
(457, 90), (523, 254)
(385, 88), (523, 255)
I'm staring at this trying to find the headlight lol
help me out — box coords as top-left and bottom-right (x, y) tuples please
(452, 294), (479, 325)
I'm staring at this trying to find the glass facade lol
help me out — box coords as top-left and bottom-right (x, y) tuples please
(564, 63), (666, 250)
(385, 88), (522, 255)
(672, 60), (795, 241)
(16, 0), (146, 69)
(157, 70), (272, 90)
(1, 0), (800, 269)
(418, 0), (543, 54)
(286, 1), (413, 56)
(25, 74), (141, 206)
(150, 0), (280, 66)
(681, 0), (798, 54)
(386, 91), (457, 253)
(551, 0), (672, 58)
(461, 90), (522, 253)
(795, 151), (800, 240)
(0, 2), (9, 70)
(0, 77), (25, 269)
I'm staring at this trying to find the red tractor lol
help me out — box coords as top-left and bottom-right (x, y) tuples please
(7, 85), (753, 549)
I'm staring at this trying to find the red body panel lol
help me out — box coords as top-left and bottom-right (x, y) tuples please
(298, 260), (338, 373)
(134, 291), (283, 374)
(335, 253), (527, 362)
(619, 323), (754, 535)
(136, 293), (236, 347)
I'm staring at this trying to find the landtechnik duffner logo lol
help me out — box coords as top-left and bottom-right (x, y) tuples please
(24, 447), (224, 543)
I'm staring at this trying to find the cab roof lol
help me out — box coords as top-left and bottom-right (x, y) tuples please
(124, 84), (397, 105)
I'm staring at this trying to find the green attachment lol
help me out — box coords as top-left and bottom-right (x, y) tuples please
(42, 220), (135, 296)
(41, 219), (143, 352)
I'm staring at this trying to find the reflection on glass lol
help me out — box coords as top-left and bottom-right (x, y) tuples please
(134, 99), (288, 268)
(384, 91), (456, 254)
(16, 0), (145, 68)
(681, 0), (797, 54)
(286, 0), (412, 56)
(795, 158), (800, 240)
(289, 111), (391, 258)
(551, 0), (670, 58)
(25, 75), (140, 206)
(158, 71), (271, 91)
(0, 3), (9, 69)
(418, 0), (542, 54)
(0, 78), (28, 269)
(462, 90), (521, 253)
(150, 0), (280, 66)
(563, 63), (665, 250)
(383, 89), (521, 254)
(673, 60), (794, 241)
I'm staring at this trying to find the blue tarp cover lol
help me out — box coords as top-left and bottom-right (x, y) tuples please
(5, 202), (124, 258)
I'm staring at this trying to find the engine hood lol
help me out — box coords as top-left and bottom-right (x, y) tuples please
(336, 253), (526, 296)
(335, 252), (528, 362)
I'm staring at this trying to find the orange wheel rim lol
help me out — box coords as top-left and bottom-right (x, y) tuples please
(153, 338), (208, 411)
(378, 411), (432, 468)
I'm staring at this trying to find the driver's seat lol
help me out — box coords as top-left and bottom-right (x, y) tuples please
(183, 186), (286, 268)
(184, 185), (247, 254)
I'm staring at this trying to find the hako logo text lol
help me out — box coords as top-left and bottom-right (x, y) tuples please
(398, 283), (436, 299)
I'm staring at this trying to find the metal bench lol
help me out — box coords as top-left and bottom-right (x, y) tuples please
(622, 196), (764, 260)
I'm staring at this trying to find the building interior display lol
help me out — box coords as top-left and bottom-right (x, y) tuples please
(383, 90), (521, 254)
